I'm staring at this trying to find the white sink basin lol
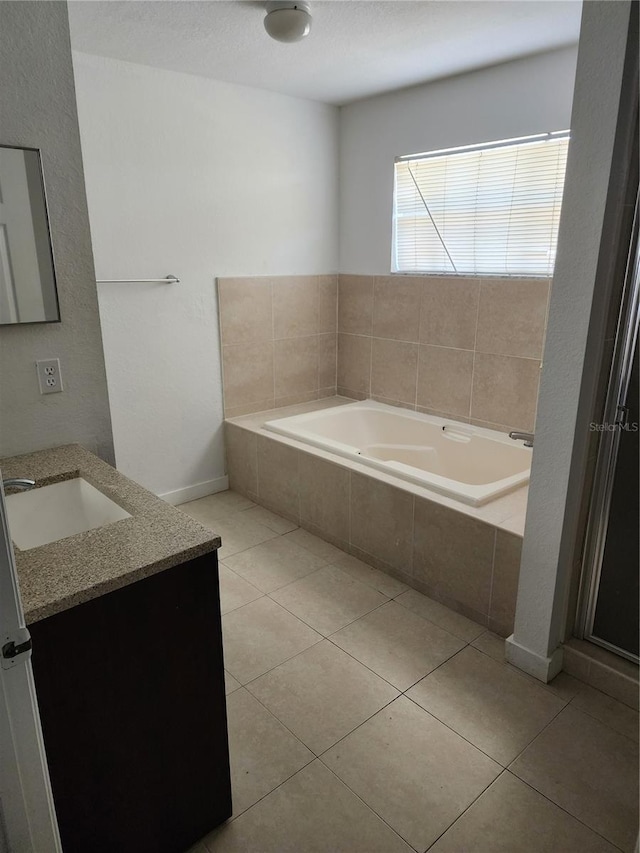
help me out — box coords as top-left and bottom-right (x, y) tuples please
(5, 477), (131, 550)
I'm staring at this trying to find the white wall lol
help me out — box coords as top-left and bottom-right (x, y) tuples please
(73, 52), (339, 501)
(339, 47), (578, 274)
(0, 2), (114, 464)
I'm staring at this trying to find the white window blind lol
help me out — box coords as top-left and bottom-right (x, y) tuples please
(392, 131), (570, 277)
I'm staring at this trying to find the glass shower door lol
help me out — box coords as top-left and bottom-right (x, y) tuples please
(590, 335), (639, 659)
(580, 194), (640, 663)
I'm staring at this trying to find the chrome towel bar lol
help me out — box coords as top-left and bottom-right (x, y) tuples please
(96, 274), (180, 284)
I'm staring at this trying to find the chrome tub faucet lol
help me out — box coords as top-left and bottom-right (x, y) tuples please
(509, 431), (534, 448)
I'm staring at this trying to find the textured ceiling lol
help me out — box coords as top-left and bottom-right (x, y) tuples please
(68, 0), (582, 105)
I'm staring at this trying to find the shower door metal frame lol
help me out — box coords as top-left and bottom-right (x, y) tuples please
(576, 191), (640, 664)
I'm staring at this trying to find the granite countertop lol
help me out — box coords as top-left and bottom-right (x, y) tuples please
(0, 444), (221, 624)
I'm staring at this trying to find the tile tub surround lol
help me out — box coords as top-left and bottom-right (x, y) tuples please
(218, 275), (338, 417)
(225, 401), (526, 634)
(337, 274), (550, 433)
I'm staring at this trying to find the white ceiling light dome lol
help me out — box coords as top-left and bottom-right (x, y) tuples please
(264, 2), (312, 43)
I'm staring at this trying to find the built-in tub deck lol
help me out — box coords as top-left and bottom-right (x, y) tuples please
(264, 401), (531, 507)
(225, 397), (527, 636)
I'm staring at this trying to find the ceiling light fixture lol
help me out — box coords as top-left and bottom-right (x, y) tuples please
(264, 1), (312, 43)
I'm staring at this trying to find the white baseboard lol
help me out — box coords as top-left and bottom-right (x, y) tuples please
(159, 475), (229, 506)
(505, 635), (564, 683)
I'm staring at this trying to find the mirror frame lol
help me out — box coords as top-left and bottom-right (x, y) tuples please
(0, 144), (61, 326)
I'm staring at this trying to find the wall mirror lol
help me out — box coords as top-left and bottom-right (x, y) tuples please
(0, 145), (60, 325)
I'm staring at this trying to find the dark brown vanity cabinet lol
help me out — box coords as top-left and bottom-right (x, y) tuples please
(29, 552), (231, 853)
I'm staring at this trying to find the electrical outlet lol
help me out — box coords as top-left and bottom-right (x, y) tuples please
(36, 358), (63, 395)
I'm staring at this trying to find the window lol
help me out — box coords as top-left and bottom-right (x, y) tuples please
(392, 131), (570, 277)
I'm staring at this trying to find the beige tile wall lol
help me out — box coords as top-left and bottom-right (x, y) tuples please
(226, 422), (523, 634)
(218, 272), (549, 430)
(337, 274), (551, 433)
(218, 276), (338, 417)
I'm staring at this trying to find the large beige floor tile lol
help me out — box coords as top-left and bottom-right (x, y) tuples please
(218, 565), (262, 614)
(179, 490), (255, 521)
(226, 688), (313, 816)
(430, 771), (619, 853)
(471, 632), (584, 701)
(247, 641), (398, 754)
(224, 671), (241, 695)
(239, 505), (298, 535)
(406, 647), (566, 765)
(511, 706), (639, 852)
(222, 597), (321, 684)
(282, 527), (345, 560)
(571, 684), (639, 743)
(224, 537), (326, 593)
(529, 671), (585, 702)
(396, 588), (486, 642)
(470, 630), (509, 662)
(201, 760), (411, 853)
(331, 601), (465, 691)
(213, 514), (279, 560)
(270, 565), (388, 636)
(329, 552), (409, 598)
(323, 696), (500, 851)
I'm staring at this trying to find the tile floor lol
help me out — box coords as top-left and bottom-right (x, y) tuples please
(180, 490), (639, 853)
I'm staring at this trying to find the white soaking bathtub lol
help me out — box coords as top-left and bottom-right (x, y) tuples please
(264, 400), (531, 506)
